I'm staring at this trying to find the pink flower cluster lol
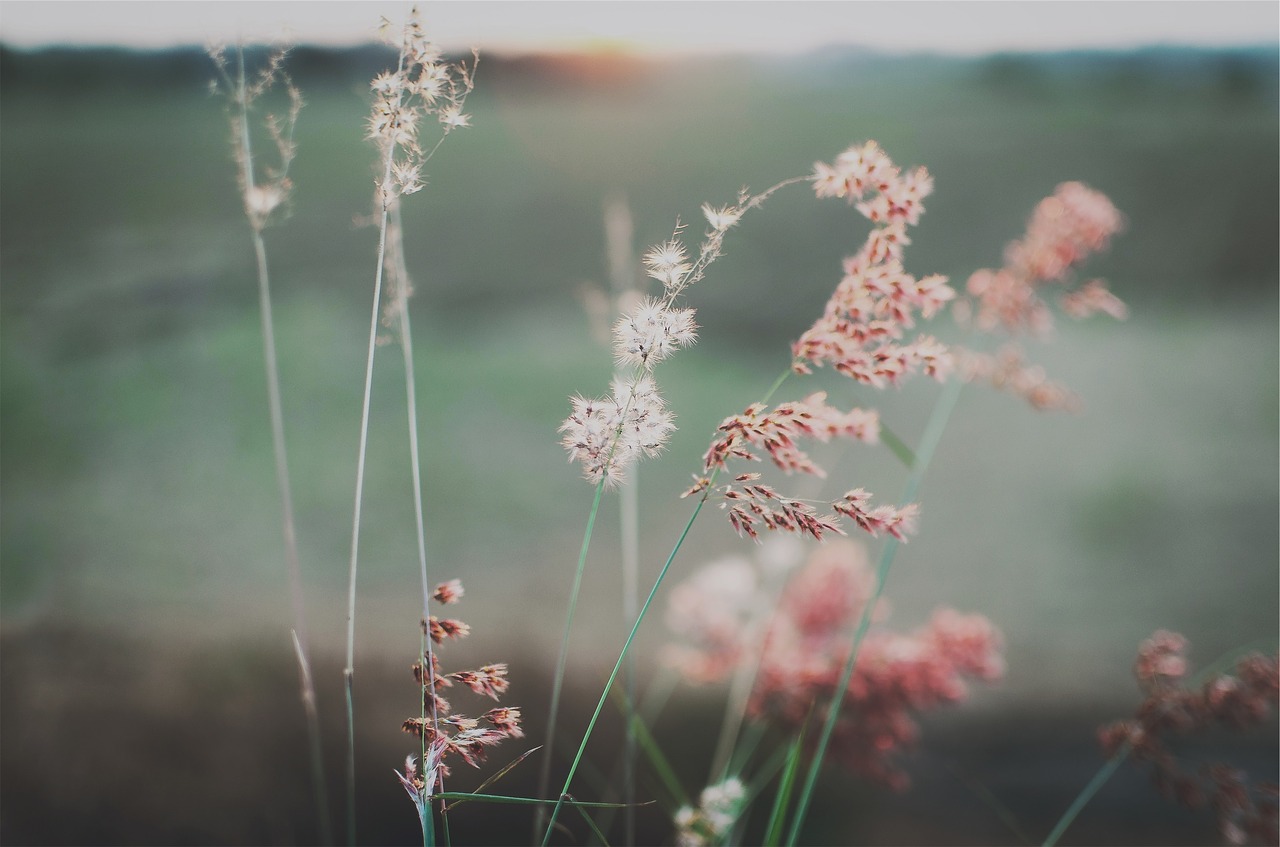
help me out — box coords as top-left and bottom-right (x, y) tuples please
(397, 579), (522, 806)
(797, 142), (955, 387)
(666, 541), (1004, 789)
(957, 344), (1082, 413)
(1098, 631), (1279, 846)
(688, 390), (915, 540)
(692, 142), (954, 543)
(965, 182), (1124, 337)
(957, 181), (1125, 411)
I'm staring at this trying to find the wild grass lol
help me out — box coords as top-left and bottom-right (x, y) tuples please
(1, 13), (1277, 847)
(206, 16), (1277, 846)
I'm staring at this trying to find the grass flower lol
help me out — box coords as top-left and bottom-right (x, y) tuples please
(667, 540), (1003, 790)
(1098, 632), (1279, 845)
(674, 777), (747, 847)
(693, 142), (952, 543)
(400, 580), (522, 826)
(956, 181), (1126, 410)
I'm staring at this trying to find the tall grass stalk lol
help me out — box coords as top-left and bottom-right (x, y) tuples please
(783, 374), (965, 846)
(533, 196), (642, 842)
(387, 202), (442, 847)
(342, 183), (390, 843)
(606, 195), (642, 847)
(541, 487), (710, 845)
(533, 471), (608, 835)
(213, 44), (332, 845)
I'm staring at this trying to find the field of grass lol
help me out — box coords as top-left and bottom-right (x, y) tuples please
(1, 43), (1277, 845)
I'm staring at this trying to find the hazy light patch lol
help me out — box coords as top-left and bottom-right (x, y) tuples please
(0, 1), (1275, 55)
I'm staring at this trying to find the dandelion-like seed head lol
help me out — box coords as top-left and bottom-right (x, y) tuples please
(643, 239), (692, 290)
(612, 298), (698, 369)
(701, 203), (742, 232)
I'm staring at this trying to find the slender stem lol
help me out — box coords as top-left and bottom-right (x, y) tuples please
(533, 475), (609, 839)
(391, 204), (440, 847)
(784, 374), (965, 847)
(619, 472), (639, 847)
(541, 489), (712, 845)
(232, 46), (331, 846)
(1041, 748), (1128, 847)
(344, 147), (397, 847)
(292, 630), (334, 846)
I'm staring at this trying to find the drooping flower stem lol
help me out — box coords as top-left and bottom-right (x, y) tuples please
(784, 373), (965, 847)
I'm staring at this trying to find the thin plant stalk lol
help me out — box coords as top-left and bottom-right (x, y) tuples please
(541, 488), (712, 845)
(606, 195), (642, 847)
(390, 202), (440, 847)
(343, 144), (397, 847)
(784, 374), (965, 847)
(533, 475), (609, 839)
(223, 45), (331, 845)
(620, 472), (639, 847)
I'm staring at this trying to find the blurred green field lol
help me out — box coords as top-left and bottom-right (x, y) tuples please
(1, 44), (1277, 845)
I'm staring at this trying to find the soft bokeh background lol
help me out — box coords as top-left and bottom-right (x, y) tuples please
(2, 2), (1277, 845)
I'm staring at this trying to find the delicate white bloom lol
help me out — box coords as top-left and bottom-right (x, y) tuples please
(559, 376), (677, 487)
(673, 777), (747, 846)
(393, 161), (424, 195)
(643, 239), (692, 290)
(612, 298), (698, 369)
(701, 203), (742, 232)
(245, 183), (286, 219)
(439, 105), (471, 129)
(416, 63), (448, 101)
(371, 71), (402, 95)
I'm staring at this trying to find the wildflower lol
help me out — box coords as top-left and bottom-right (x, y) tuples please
(674, 777), (747, 846)
(1098, 632), (1279, 845)
(399, 579), (521, 817)
(560, 375), (677, 488)
(957, 345), (1081, 413)
(612, 297), (698, 369)
(666, 541), (1003, 789)
(957, 181), (1126, 397)
(393, 160), (424, 195)
(423, 615), (470, 643)
(367, 7), (476, 202)
(432, 579), (464, 604)
(449, 664), (510, 700)
(439, 104), (471, 129)
(643, 239), (692, 291)
(701, 203), (742, 232)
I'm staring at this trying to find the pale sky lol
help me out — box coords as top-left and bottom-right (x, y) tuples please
(0, 1), (1276, 56)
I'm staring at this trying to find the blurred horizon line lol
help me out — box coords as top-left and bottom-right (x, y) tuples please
(0, 1), (1276, 59)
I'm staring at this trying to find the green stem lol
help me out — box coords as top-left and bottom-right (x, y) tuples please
(1041, 748), (1128, 847)
(784, 374), (965, 847)
(541, 491), (712, 845)
(533, 475), (609, 838)
(344, 141), (396, 847)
